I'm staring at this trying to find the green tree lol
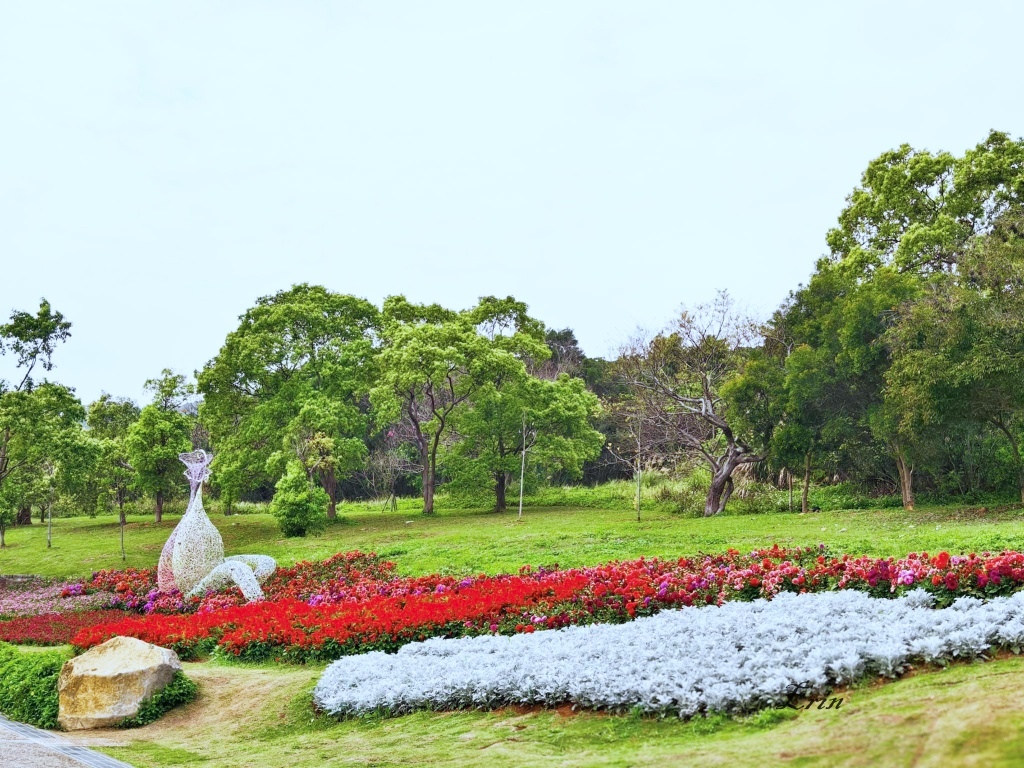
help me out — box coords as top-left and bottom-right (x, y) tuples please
(774, 207), (923, 508)
(886, 211), (1024, 501)
(371, 296), (547, 514)
(448, 374), (604, 512)
(87, 394), (140, 440)
(86, 394), (140, 518)
(787, 132), (1024, 507)
(0, 301), (84, 542)
(268, 393), (369, 516)
(828, 130), (1024, 275)
(125, 372), (193, 522)
(198, 284), (378, 516)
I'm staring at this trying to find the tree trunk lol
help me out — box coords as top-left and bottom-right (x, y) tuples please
(422, 464), (435, 514)
(322, 468), (339, 520)
(0, 523), (5, 548)
(992, 419), (1024, 503)
(635, 454), (642, 523)
(703, 440), (760, 517)
(719, 477), (735, 513)
(894, 448), (914, 511)
(704, 469), (730, 516)
(801, 452), (811, 514)
(788, 471), (793, 512)
(16, 506), (31, 526)
(155, 491), (164, 523)
(495, 472), (507, 512)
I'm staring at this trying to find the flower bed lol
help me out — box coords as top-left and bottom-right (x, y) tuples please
(0, 610), (130, 646)
(69, 546), (1024, 662)
(313, 589), (1024, 717)
(0, 578), (120, 618)
(72, 571), (590, 661)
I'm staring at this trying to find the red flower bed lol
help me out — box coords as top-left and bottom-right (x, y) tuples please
(70, 546), (1024, 663)
(73, 571), (589, 661)
(0, 609), (130, 646)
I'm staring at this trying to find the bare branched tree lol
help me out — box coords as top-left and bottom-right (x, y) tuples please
(616, 292), (765, 516)
(362, 426), (419, 511)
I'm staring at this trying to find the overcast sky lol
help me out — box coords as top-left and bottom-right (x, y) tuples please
(2, 1), (1022, 405)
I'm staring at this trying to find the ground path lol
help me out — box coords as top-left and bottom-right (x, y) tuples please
(0, 714), (136, 768)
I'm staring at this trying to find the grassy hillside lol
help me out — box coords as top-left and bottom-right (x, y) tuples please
(3, 500), (1024, 580)
(58, 653), (1024, 768)
(8, 500), (1024, 766)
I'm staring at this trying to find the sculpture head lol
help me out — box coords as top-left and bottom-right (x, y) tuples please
(179, 449), (213, 491)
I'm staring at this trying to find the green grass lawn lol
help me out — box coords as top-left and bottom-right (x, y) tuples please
(3, 500), (1024, 580)
(8, 500), (1024, 767)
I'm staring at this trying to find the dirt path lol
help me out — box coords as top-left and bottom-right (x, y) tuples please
(63, 662), (319, 766)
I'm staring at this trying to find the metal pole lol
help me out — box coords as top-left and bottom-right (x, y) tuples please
(518, 412), (527, 520)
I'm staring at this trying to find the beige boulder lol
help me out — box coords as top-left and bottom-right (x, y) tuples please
(58, 636), (182, 730)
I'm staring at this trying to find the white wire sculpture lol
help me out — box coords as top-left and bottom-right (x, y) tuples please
(156, 450), (276, 601)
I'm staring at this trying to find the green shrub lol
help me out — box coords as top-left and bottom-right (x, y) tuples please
(0, 642), (70, 729)
(118, 671), (198, 728)
(807, 483), (901, 512)
(270, 461), (329, 537)
(734, 482), (781, 515)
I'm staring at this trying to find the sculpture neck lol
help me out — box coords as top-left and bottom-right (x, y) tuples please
(187, 483), (204, 513)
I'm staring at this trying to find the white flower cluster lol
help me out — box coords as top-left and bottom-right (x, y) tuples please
(314, 589), (1024, 718)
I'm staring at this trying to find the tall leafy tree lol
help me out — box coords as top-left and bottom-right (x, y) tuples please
(125, 371), (193, 521)
(828, 130), (1024, 275)
(447, 374), (604, 512)
(198, 284), (378, 517)
(86, 394), (140, 517)
(795, 131), (1024, 506)
(0, 301), (83, 543)
(371, 295), (546, 514)
(886, 211), (1024, 501)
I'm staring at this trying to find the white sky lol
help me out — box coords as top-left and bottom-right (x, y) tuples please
(2, 1), (1022, 405)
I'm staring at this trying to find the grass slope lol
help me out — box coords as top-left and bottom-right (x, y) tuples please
(57, 654), (1024, 768)
(3, 502), (1024, 580)
(9, 500), (1024, 766)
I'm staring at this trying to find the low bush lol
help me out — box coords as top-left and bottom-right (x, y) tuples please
(270, 462), (329, 537)
(118, 671), (198, 728)
(807, 483), (902, 512)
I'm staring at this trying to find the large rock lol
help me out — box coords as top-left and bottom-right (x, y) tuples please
(58, 636), (182, 730)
